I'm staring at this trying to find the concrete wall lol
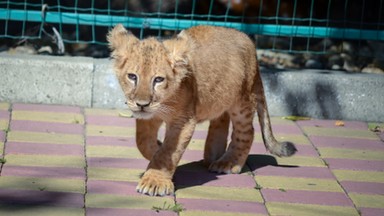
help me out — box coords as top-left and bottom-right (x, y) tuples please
(1, 53), (383, 122)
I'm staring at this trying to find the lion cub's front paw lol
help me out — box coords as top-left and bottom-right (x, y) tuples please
(136, 169), (174, 196)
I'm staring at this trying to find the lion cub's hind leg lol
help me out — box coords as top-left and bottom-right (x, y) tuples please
(209, 103), (255, 174)
(204, 112), (230, 166)
(136, 118), (163, 160)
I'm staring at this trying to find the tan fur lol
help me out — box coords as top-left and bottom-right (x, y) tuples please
(108, 24), (297, 196)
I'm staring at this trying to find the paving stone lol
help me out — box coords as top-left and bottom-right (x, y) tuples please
(301, 126), (378, 140)
(256, 176), (344, 192)
(10, 120), (83, 134)
(254, 166), (335, 179)
(12, 111), (84, 124)
(86, 125), (135, 137)
(4, 155), (85, 168)
(86, 136), (136, 147)
(7, 131), (83, 145)
(87, 208), (177, 216)
(1, 166), (85, 179)
(87, 146), (141, 158)
(310, 136), (384, 150)
(325, 158), (384, 171)
(318, 147), (384, 160)
(180, 210), (259, 216)
(332, 170), (384, 183)
(86, 193), (174, 209)
(175, 186), (263, 202)
(0, 102), (10, 110)
(296, 119), (368, 130)
(5, 142), (84, 156)
(87, 157), (148, 170)
(0, 205), (84, 216)
(0, 176), (85, 193)
(13, 103), (81, 113)
(262, 189), (354, 206)
(348, 193), (384, 209)
(177, 198), (268, 214)
(341, 181), (384, 195)
(266, 202), (359, 216)
(87, 180), (138, 196)
(87, 167), (143, 182)
(359, 207), (384, 216)
(86, 115), (135, 127)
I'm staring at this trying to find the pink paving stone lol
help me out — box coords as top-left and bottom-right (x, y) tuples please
(254, 123), (303, 134)
(0, 188), (84, 208)
(86, 115), (135, 127)
(181, 150), (203, 162)
(261, 189), (354, 206)
(173, 170), (255, 187)
(86, 136), (136, 147)
(5, 142), (84, 156)
(310, 136), (384, 150)
(0, 110), (10, 119)
(341, 181), (384, 195)
(2, 166), (85, 179)
(87, 180), (139, 196)
(11, 120), (83, 134)
(325, 158), (384, 171)
(0, 131), (5, 142)
(360, 208), (384, 216)
(250, 142), (319, 157)
(12, 103), (82, 113)
(296, 119), (368, 130)
(177, 198), (268, 214)
(87, 208), (177, 216)
(253, 166), (335, 179)
(87, 157), (148, 170)
(191, 130), (208, 139)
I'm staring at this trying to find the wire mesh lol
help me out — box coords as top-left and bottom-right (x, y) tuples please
(0, 0), (383, 60)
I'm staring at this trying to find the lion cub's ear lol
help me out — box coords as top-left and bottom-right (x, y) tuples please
(107, 24), (139, 58)
(163, 30), (195, 69)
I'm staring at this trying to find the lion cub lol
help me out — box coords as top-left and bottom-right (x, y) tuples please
(108, 24), (297, 196)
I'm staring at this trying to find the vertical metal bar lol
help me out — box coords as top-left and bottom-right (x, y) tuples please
(306, 0), (315, 52)
(289, 0), (298, 52)
(207, 0), (214, 21)
(74, 0), (79, 42)
(323, 0), (332, 53)
(21, 0), (27, 37)
(91, 0), (95, 43)
(157, 0), (163, 37)
(224, 0), (231, 22)
(272, 0), (282, 51)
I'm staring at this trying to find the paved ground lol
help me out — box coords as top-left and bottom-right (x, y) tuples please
(0, 102), (383, 216)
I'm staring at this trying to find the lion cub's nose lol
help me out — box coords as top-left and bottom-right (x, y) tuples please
(136, 101), (150, 108)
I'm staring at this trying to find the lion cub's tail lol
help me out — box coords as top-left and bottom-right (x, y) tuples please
(254, 68), (297, 157)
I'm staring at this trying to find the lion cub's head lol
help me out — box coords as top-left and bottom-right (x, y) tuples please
(108, 24), (193, 119)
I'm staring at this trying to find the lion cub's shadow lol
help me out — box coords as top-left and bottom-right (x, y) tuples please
(173, 154), (298, 190)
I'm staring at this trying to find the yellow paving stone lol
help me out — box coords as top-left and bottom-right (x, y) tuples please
(0, 103), (10, 110)
(318, 147), (384, 161)
(86, 125), (135, 137)
(275, 156), (326, 167)
(12, 111), (84, 124)
(187, 139), (206, 150)
(85, 108), (132, 117)
(301, 126), (378, 140)
(256, 176), (343, 192)
(88, 167), (143, 182)
(266, 202), (359, 216)
(0, 119), (9, 131)
(87, 145), (142, 158)
(195, 121), (210, 130)
(254, 134), (311, 145)
(332, 170), (384, 183)
(86, 193), (174, 209)
(5, 155), (85, 168)
(349, 193), (384, 209)
(7, 131), (83, 145)
(0, 206), (84, 216)
(0, 176), (85, 193)
(181, 211), (264, 216)
(176, 186), (263, 202)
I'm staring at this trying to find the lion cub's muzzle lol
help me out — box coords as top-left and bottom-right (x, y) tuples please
(128, 100), (155, 119)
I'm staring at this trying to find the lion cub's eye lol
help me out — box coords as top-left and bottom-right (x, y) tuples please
(127, 73), (137, 82)
(154, 76), (165, 84)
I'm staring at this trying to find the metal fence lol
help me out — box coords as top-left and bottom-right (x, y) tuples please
(1, 0), (383, 60)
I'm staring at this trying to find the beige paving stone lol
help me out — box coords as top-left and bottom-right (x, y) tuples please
(0, 176), (85, 193)
(0, 119), (9, 131)
(301, 126), (378, 140)
(349, 193), (384, 209)
(7, 131), (83, 145)
(12, 111), (84, 124)
(86, 193), (174, 209)
(266, 202), (359, 216)
(256, 176), (344, 192)
(0, 103), (10, 110)
(87, 146), (142, 158)
(88, 167), (143, 182)
(86, 125), (135, 137)
(5, 155), (85, 168)
(318, 147), (384, 161)
(85, 108), (131, 117)
(0, 206), (84, 216)
(332, 170), (384, 183)
(254, 134), (311, 145)
(275, 156), (326, 167)
(181, 211), (263, 216)
(176, 186), (264, 202)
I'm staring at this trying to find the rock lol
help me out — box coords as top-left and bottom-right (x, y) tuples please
(361, 65), (384, 74)
(305, 59), (323, 69)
